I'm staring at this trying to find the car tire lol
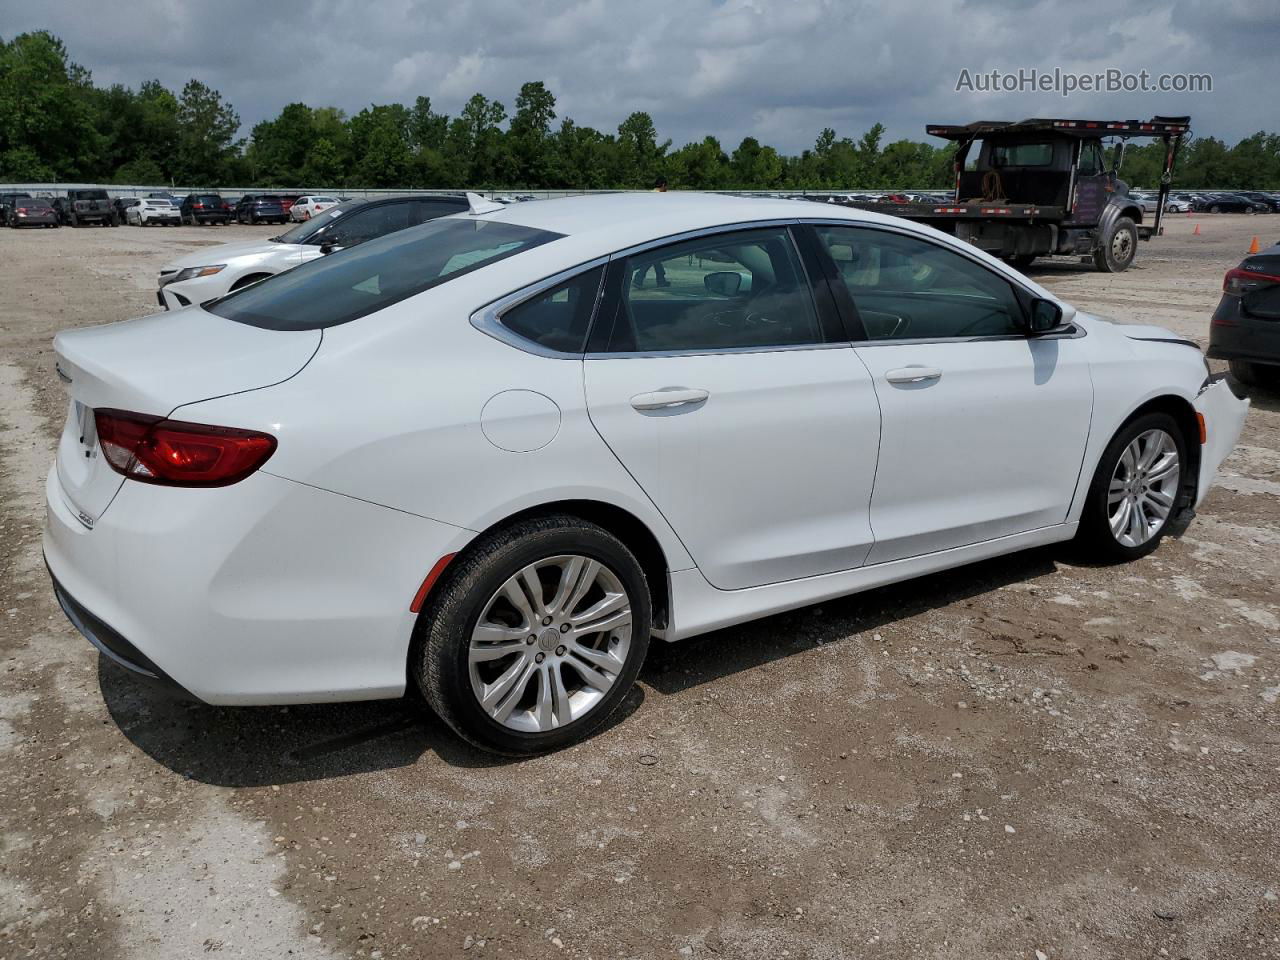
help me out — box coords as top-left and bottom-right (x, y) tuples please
(1010, 254), (1036, 270)
(1093, 216), (1138, 273)
(1228, 359), (1276, 386)
(69, 212), (79, 227)
(1209, 205), (1221, 214)
(412, 515), (652, 755)
(1077, 411), (1187, 563)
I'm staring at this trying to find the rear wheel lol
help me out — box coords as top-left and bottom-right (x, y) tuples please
(1229, 359), (1278, 386)
(1093, 216), (1137, 273)
(1209, 204), (1221, 214)
(413, 516), (651, 755)
(1010, 254), (1036, 270)
(1077, 412), (1186, 562)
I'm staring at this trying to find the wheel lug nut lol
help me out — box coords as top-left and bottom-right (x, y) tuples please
(527, 636), (536, 644)
(535, 652), (545, 664)
(555, 645), (566, 656)
(560, 623), (571, 633)
(542, 616), (553, 626)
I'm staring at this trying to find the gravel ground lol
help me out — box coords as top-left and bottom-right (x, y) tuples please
(1, 216), (1278, 960)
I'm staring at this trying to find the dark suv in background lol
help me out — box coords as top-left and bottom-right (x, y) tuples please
(180, 193), (232, 225)
(235, 195), (288, 224)
(58, 188), (118, 226)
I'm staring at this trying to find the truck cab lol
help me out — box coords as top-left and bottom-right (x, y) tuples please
(848, 116), (1189, 273)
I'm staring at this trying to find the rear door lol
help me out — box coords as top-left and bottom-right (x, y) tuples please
(812, 222), (1093, 563)
(584, 224), (882, 590)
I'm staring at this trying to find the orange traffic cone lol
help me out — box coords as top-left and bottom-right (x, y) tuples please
(1193, 223), (1201, 236)
(1248, 235), (1261, 254)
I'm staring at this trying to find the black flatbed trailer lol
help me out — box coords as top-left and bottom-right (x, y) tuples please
(843, 116), (1190, 272)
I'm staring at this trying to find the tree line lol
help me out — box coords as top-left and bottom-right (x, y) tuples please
(3, 30), (1279, 191)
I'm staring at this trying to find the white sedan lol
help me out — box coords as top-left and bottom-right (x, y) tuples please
(155, 195), (468, 309)
(127, 198), (180, 226)
(289, 195), (341, 221)
(46, 192), (1248, 754)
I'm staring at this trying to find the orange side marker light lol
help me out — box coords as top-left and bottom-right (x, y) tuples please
(410, 553), (457, 613)
(1196, 412), (1207, 445)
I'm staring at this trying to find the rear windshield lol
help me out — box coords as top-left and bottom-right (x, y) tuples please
(73, 189), (109, 200)
(989, 142), (1053, 166)
(207, 217), (563, 330)
(147, 199), (173, 207)
(194, 194), (222, 203)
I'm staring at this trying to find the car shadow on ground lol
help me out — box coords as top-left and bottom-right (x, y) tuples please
(640, 545), (1060, 697)
(103, 545), (1063, 785)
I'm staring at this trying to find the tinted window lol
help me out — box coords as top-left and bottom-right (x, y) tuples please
(208, 218), (562, 331)
(1078, 142), (1104, 176)
(321, 203), (411, 247)
(409, 199), (467, 225)
(273, 199), (365, 244)
(602, 228), (822, 352)
(816, 225), (1024, 340)
(499, 267), (604, 353)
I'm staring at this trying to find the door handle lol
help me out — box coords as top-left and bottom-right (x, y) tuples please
(629, 387), (710, 411)
(885, 366), (943, 385)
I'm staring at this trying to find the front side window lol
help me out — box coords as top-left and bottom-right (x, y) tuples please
(1078, 141), (1104, 176)
(498, 266), (605, 353)
(601, 227), (822, 352)
(320, 203), (410, 248)
(207, 218), (562, 330)
(816, 225), (1024, 340)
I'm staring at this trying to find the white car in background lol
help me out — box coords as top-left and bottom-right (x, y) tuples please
(154, 194), (468, 309)
(46, 192), (1247, 755)
(127, 198), (180, 226)
(1164, 197), (1193, 213)
(1129, 193), (1160, 215)
(289, 195), (341, 221)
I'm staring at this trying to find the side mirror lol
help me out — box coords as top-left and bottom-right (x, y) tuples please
(704, 271), (742, 297)
(319, 237), (343, 255)
(1027, 297), (1064, 334)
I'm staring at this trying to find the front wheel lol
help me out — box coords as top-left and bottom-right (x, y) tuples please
(1077, 412), (1187, 562)
(1093, 216), (1138, 273)
(413, 516), (651, 755)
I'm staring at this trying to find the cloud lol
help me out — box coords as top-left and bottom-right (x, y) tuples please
(0, 0), (1267, 151)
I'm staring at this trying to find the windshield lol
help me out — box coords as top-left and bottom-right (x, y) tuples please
(271, 200), (361, 244)
(208, 217), (563, 330)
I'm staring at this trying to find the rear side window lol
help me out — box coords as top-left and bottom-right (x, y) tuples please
(208, 218), (562, 330)
(990, 142), (1053, 166)
(600, 227), (823, 353)
(498, 267), (605, 353)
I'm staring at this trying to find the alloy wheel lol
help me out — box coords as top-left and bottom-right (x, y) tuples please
(467, 555), (632, 733)
(1107, 428), (1180, 547)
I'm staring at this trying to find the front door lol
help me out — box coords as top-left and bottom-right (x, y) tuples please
(811, 223), (1094, 564)
(584, 225), (882, 590)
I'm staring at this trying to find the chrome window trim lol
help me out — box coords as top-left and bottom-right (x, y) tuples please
(469, 256), (610, 359)
(851, 326), (1086, 348)
(584, 342), (851, 361)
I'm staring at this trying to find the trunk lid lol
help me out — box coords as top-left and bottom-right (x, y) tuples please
(52, 308), (320, 527)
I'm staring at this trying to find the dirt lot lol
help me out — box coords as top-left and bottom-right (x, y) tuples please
(1, 215), (1278, 960)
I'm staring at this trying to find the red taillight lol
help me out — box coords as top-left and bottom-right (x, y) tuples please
(94, 409), (276, 487)
(1223, 266), (1280, 297)
(194, 203), (204, 209)
(16, 207), (27, 214)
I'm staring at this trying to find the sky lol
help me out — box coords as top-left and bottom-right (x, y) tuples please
(1, 0), (1273, 152)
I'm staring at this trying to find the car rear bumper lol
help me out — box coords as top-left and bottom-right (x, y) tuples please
(43, 464), (474, 705)
(1208, 304), (1280, 366)
(1193, 377), (1250, 508)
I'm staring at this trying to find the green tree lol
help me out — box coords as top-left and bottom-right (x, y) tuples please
(175, 78), (240, 184)
(0, 31), (101, 179)
(615, 111), (668, 188)
(348, 104), (412, 186)
(729, 136), (782, 188)
(509, 81), (556, 186)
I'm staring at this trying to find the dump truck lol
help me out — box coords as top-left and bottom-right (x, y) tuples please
(847, 115), (1190, 272)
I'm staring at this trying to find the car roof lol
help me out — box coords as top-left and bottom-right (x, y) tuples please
(472, 191), (915, 247)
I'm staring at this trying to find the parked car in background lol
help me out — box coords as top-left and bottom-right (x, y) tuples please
(289, 195), (340, 221)
(1130, 193), (1160, 214)
(7, 198), (59, 228)
(1209, 240), (1280, 386)
(235, 195), (288, 225)
(273, 195), (303, 217)
(1236, 192), (1280, 213)
(1163, 197), (1192, 213)
(112, 197), (140, 223)
(157, 193), (469, 309)
(59, 189), (118, 226)
(180, 193), (232, 225)
(1195, 193), (1267, 214)
(127, 197), (181, 226)
(47, 193), (1248, 754)
(0, 191), (33, 226)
